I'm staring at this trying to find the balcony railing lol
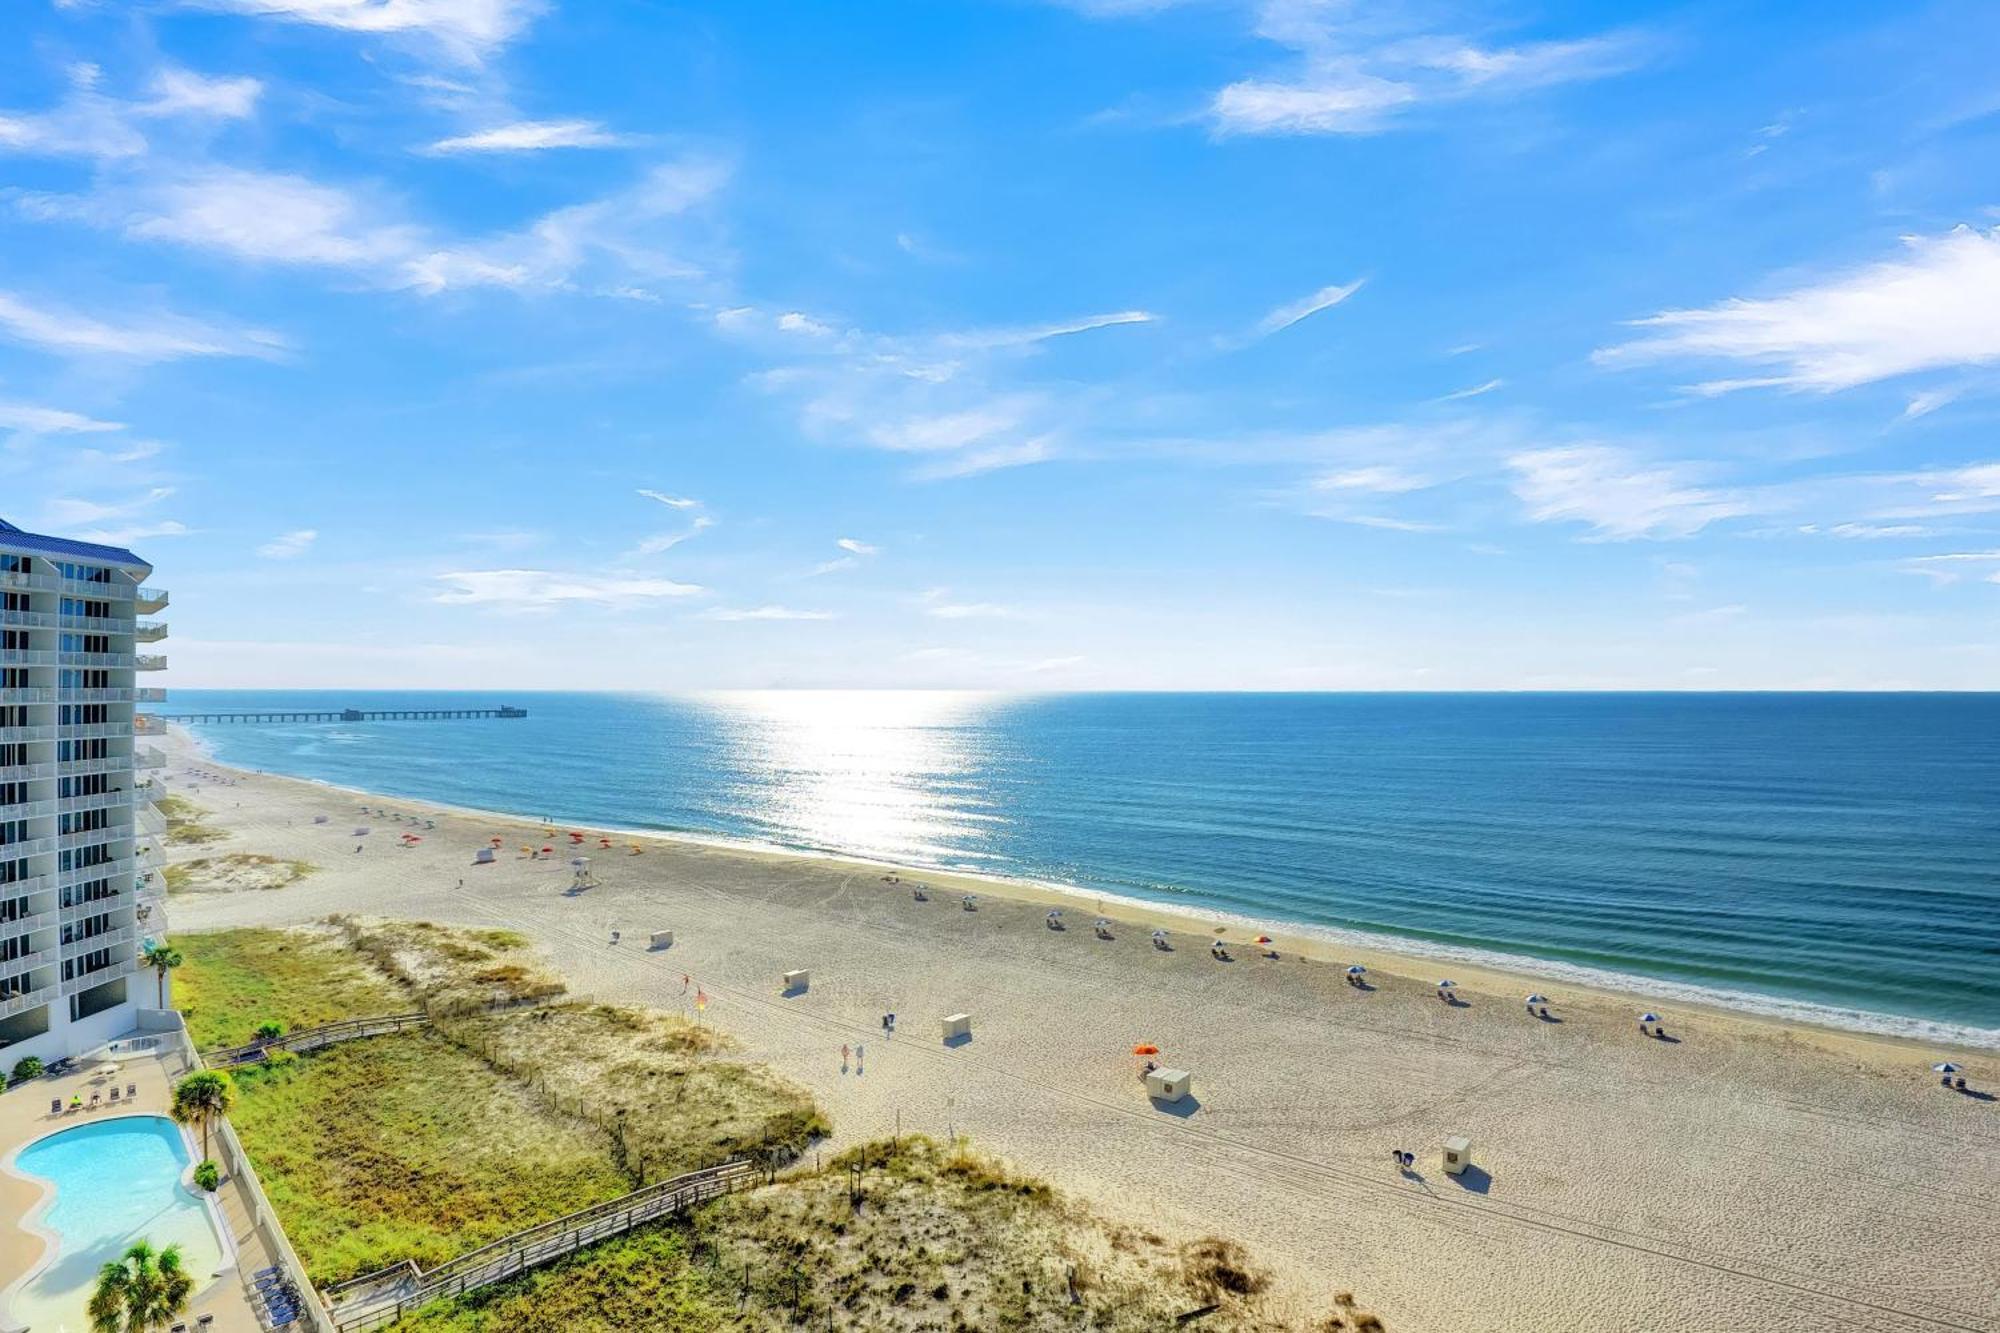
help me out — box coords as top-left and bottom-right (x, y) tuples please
(0, 906), (60, 937)
(0, 571), (60, 593)
(135, 654), (166, 672)
(0, 725), (54, 743)
(61, 925), (133, 959)
(61, 723), (136, 741)
(0, 651), (59, 667)
(136, 687), (167, 704)
(55, 613), (136, 634)
(47, 755), (137, 781)
(0, 836), (58, 860)
(59, 577), (133, 600)
(0, 608), (58, 630)
(136, 587), (168, 610)
(0, 688), (55, 705)
(57, 652), (130, 669)
(135, 621), (168, 643)
(135, 747), (165, 770)
(0, 982), (58, 1020)
(59, 789), (141, 816)
(61, 688), (135, 703)
(0, 947), (57, 977)
(59, 855), (137, 887)
(61, 955), (136, 996)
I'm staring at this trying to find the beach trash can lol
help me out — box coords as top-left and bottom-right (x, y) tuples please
(941, 1013), (972, 1042)
(649, 930), (674, 950)
(1145, 1068), (1192, 1103)
(783, 969), (810, 993)
(1442, 1135), (1472, 1176)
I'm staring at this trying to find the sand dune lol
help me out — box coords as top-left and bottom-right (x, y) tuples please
(163, 730), (1998, 1333)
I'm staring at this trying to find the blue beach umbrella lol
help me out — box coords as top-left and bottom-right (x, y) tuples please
(1436, 979), (1457, 989)
(1346, 965), (1367, 976)
(1640, 1013), (1661, 1024)
(1932, 1062), (1961, 1074)
(1525, 994), (1548, 1005)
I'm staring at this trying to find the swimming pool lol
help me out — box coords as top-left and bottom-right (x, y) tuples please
(3, 1115), (230, 1332)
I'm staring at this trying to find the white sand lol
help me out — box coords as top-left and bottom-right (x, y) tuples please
(161, 730), (1999, 1333)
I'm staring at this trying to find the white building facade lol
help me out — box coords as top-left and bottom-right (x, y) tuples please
(0, 517), (168, 1068)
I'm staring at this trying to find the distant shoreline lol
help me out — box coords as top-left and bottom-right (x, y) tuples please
(172, 723), (2000, 1055)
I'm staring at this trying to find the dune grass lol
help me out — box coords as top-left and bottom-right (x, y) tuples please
(164, 852), (314, 896)
(387, 1227), (728, 1333)
(229, 1030), (633, 1286)
(175, 927), (407, 1050)
(160, 792), (228, 845)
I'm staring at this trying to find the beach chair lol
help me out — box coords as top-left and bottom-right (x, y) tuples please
(88, 1092), (101, 1110)
(49, 1098), (61, 1115)
(126, 1082), (136, 1097)
(110, 1086), (120, 1103)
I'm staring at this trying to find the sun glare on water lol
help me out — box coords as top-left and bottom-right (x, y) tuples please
(690, 690), (1006, 866)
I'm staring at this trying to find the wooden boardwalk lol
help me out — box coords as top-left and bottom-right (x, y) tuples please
(207, 1012), (431, 1067)
(325, 1160), (760, 1330)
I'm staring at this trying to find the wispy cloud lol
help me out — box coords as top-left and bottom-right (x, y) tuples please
(257, 529), (319, 559)
(0, 290), (285, 361)
(637, 489), (701, 509)
(627, 515), (715, 557)
(1209, 5), (1649, 137)
(424, 118), (627, 154)
(1438, 377), (1504, 402)
(1899, 551), (2000, 586)
(1597, 224), (2000, 395)
(699, 605), (836, 621)
(0, 402), (125, 435)
(1508, 445), (1753, 539)
(0, 62), (260, 161)
(809, 536), (883, 576)
(184, 0), (545, 61)
(433, 568), (704, 608)
(1251, 279), (1364, 339)
(921, 587), (1022, 619)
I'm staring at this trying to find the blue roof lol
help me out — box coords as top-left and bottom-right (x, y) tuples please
(0, 517), (151, 572)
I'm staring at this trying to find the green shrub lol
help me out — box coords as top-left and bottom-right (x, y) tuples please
(255, 1021), (286, 1042)
(10, 1056), (44, 1084)
(193, 1160), (221, 1192)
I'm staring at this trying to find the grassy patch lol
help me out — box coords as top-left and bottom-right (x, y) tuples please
(175, 927), (407, 1050)
(387, 1227), (727, 1333)
(165, 853), (314, 895)
(230, 1030), (633, 1286)
(447, 1003), (827, 1181)
(161, 793), (228, 845)
(327, 916), (567, 1015)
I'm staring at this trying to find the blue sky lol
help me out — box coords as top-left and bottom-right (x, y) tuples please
(4, 0), (1999, 690)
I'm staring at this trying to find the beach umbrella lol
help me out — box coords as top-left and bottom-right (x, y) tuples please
(1094, 918), (1109, 928)
(1640, 1013), (1661, 1024)
(1255, 934), (1273, 945)
(570, 857), (588, 867)
(1047, 909), (1063, 919)
(541, 845), (554, 854)
(1345, 965), (1367, 976)
(1132, 1044), (1160, 1056)
(490, 837), (503, 846)
(1525, 993), (1548, 1005)
(1211, 940), (1226, 949)
(1932, 1062), (1961, 1074)
(1152, 929), (1169, 939)
(1436, 979), (1457, 989)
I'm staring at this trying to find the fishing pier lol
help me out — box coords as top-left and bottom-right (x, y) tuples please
(160, 705), (528, 725)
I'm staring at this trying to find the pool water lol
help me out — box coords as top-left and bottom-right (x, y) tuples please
(5, 1115), (226, 1332)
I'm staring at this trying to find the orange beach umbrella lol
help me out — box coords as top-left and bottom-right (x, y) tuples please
(1131, 1044), (1160, 1056)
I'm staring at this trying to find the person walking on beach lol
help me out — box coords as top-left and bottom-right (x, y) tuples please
(842, 1043), (850, 1069)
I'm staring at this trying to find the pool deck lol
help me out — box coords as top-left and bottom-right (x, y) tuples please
(0, 1044), (272, 1333)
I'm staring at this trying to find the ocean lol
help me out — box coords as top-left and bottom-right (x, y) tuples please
(166, 690), (2000, 1047)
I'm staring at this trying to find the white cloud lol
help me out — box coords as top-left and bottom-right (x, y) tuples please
(42, 487), (175, 527)
(626, 515), (714, 557)
(1508, 446), (1753, 539)
(425, 118), (625, 154)
(699, 605), (836, 621)
(117, 167), (423, 268)
(1311, 465), (1431, 494)
(940, 310), (1157, 350)
(836, 537), (878, 556)
(1210, 5), (1647, 137)
(1253, 279), (1364, 338)
(0, 63), (260, 160)
(1438, 377), (1504, 401)
(0, 402), (124, 434)
(76, 520), (192, 546)
(0, 291), (284, 361)
(776, 311), (836, 337)
(257, 529), (319, 559)
(433, 568), (704, 608)
(1899, 551), (2000, 586)
(1597, 225), (2000, 394)
(637, 489), (701, 509)
(186, 0), (544, 60)
(809, 537), (881, 577)
(921, 588), (1021, 619)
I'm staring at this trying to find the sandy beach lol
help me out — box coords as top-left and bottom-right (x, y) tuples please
(159, 728), (1998, 1333)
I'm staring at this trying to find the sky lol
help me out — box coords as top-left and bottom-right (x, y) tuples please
(3, 0), (1999, 691)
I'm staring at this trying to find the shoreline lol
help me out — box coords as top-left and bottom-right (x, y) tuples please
(173, 726), (1998, 1057)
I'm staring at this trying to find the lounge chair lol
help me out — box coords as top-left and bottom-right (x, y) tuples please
(127, 1082), (136, 1097)
(1956, 1077), (1969, 1091)
(49, 1098), (61, 1115)
(110, 1086), (120, 1103)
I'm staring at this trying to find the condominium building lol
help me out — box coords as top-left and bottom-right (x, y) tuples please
(0, 517), (168, 1065)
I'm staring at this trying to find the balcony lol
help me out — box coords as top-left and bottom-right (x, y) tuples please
(62, 688), (135, 704)
(61, 925), (133, 959)
(0, 725), (54, 743)
(59, 789), (141, 817)
(135, 654), (166, 672)
(0, 608), (58, 630)
(60, 577), (132, 601)
(0, 571), (60, 593)
(136, 587), (168, 613)
(0, 983), (57, 1020)
(0, 688), (54, 705)
(0, 908), (60, 939)
(135, 687), (167, 704)
(61, 955), (136, 997)
(0, 650), (58, 667)
(0, 761), (55, 783)
(52, 755), (137, 780)
(0, 947), (57, 977)
(0, 836), (58, 860)
(135, 621), (168, 643)
(135, 747), (165, 770)
(60, 722), (135, 741)
(59, 855), (136, 887)
(55, 613), (135, 634)
(135, 806), (166, 838)
(57, 651), (129, 670)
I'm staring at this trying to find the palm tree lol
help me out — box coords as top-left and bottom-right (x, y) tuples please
(141, 942), (183, 1009)
(169, 1071), (234, 1158)
(88, 1240), (193, 1333)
